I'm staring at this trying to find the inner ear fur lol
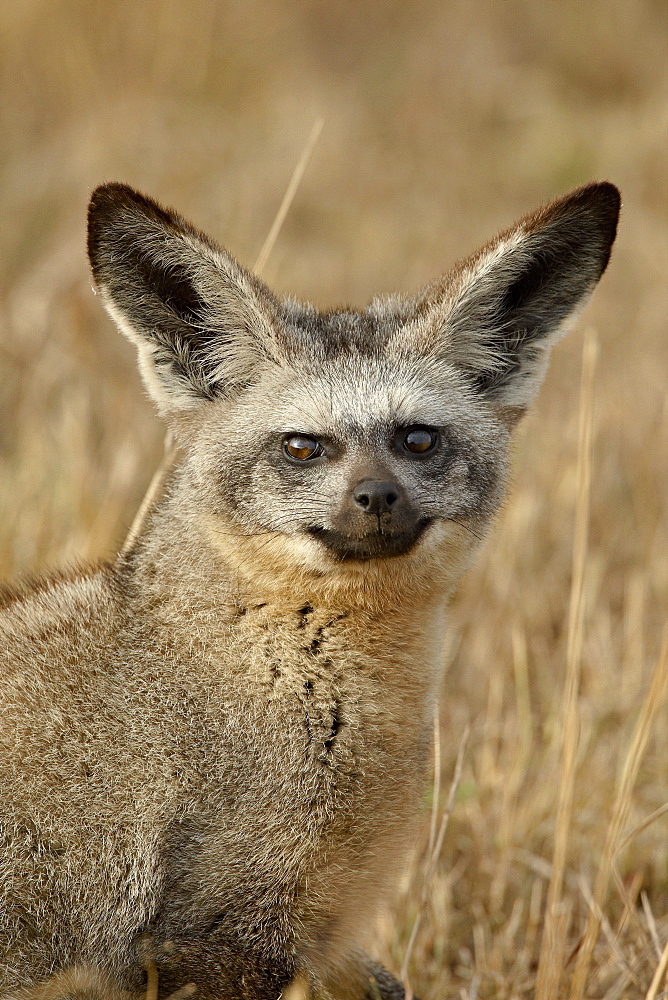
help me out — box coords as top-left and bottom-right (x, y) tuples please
(413, 182), (621, 410)
(87, 183), (280, 413)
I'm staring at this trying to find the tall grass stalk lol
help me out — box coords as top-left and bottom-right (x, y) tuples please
(536, 332), (598, 998)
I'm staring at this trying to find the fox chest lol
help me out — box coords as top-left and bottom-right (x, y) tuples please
(225, 604), (431, 804)
(151, 609), (432, 983)
(157, 604), (433, 896)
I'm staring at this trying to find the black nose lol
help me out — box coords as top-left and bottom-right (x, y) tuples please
(352, 480), (401, 515)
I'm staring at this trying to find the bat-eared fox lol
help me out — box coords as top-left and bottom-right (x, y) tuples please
(0, 181), (620, 999)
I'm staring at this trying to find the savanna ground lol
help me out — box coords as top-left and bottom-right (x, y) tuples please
(0, 2), (666, 998)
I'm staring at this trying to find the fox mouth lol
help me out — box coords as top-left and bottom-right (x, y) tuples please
(307, 518), (433, 561)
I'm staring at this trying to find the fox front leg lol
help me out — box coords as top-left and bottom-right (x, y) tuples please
(314, 956), (420, 1000)
(363, 961), (420, 1000)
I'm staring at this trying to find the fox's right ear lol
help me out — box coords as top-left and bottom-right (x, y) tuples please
(87, 183), (279, 416)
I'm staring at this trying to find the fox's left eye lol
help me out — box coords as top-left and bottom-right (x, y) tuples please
(401, 426), (439, 455)
(283, 435), (322, 462)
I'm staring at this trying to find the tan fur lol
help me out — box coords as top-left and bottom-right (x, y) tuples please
(0, 960), (196, 1000)
(0, 182), (619, 1000)
(0, 966), (129, 1000)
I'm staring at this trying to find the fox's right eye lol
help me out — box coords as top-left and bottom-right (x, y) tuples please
(283, 435), (322, 462)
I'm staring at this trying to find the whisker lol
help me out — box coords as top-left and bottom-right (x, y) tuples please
(445, 518), (484, 542)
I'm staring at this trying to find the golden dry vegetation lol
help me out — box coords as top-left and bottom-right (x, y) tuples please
(0, 2), (666, 998)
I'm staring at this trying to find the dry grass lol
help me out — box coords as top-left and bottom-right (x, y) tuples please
(0, 1), (666, 997)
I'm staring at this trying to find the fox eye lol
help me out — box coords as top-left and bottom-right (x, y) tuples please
(283, 435), (322, 462)
(402, 426), (439, 455)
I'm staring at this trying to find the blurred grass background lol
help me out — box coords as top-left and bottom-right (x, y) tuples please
(0, 1), (666, 997)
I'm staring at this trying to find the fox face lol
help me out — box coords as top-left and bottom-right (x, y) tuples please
(182, 345), (508, 571)
(87, 182), (619, 586)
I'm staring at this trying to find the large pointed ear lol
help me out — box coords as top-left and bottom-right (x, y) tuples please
(411, 183), (620, 412)
(87, 183), (280, 415)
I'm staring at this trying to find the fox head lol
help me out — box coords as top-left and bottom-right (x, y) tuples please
(87, 182), (619, 600)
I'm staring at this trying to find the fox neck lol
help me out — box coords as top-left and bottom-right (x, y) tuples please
(121, 471), (478, 667)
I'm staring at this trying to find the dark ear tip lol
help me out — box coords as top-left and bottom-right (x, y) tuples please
(88, 182), (144, 229)
(88, 183), (143, 275)
(88, 182), (158, 234)
(584, 182), (622, 262)
(568, 181), (621, 235)
(87, 183), (184, 279)
(89, 181), (149, 211)
(536, 181), (621, 273)
(583, 180), (621, 221)
(594, 180), (621, 207)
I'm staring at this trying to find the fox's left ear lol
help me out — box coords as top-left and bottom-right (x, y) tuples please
(414, 183), (620, 411)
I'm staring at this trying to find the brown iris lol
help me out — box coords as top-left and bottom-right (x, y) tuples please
(404, 427), (438, 454)
(284, 435), (322, 461)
